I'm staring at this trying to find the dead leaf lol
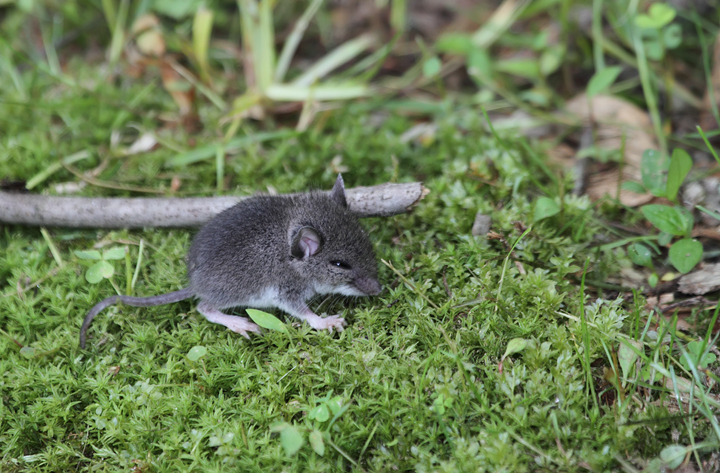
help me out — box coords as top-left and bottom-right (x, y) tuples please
(132, 14), (160, 35)
(615, 266), (646, 289)
(136, 29), (166, 57)
(646, 292), (674, 310)
(400, 122), (437, 145)
(678, 262), (720, 295)
(126, 133), (158, 155)
(561, 94), (658, 207)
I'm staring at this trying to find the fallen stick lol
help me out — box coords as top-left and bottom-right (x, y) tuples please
(0, 182), (428, 228)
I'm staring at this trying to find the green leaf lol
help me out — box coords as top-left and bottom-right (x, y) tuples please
(20, 346), (37, 358)
(628, 243), (653, 268)
(647, 272), (658, 288)
(678, 206), (694, 236)
(640, 363), (662, 383)
(432, 393), (446, 415)
(634, 14), (655, 30)
(680, 341), (717, 371)
(618, 340), (641, 383)
(187, 345), (207, 362)
(309, 404), (330, 422)
(663, 23), (682, 49)
(102, 246), (127, 260)
(539, 44), (565, 76)
(86, 261), (114, 283)
(246, 309), (288, 333)
(327, 396), (343, 415)
(621, 181), (647, 194)
(495, 58), (540, 80)
(502, 338), (528, 359)
(533, 197), (560, 222)
(640, 149), (668, 196)
(270, 422), (289, 433)
(640, 205), (687, 236)
(650, 3), (677, 25)
(635, 3), (676, 29)
(152, 0), (202, 20)
(668, 239), (702, 274)
(467, 48), (491, 78)
(658, 232), (673, 246)
(422, 57), (442, 78)
(309, 430), (325, 456)
(279, 424), (304, 457)
(435, 33), (472, 54)
(659, 445), (686, 469)
(666, 148), (692, 201)
(643, 36), (664, 61)
(587, 66), (622, 98)
(75, 250), (102, 260)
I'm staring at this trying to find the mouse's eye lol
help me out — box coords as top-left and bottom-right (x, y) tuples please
(330, 260), (352, 270)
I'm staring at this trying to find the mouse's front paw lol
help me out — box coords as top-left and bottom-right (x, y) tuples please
(307, 314), (346, 333)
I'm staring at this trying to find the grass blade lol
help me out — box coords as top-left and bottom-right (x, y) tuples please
(266, 83), (370, 101)
(193, 6), (214, 83)
(472, 0), (531, 48)
(292, 33), (376, 87)
(26, 150), (91, 190)
(274, 0), (324, 83)
(165, 130), (297, 167)
(109, 0), (130, 67)
(257, 0), (275, 90)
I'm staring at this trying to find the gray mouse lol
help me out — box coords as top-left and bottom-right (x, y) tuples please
(79, 175), (381, 348)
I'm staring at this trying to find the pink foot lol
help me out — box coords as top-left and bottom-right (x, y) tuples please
(197, 303), (261, 339)
(305, 314), (346, 332)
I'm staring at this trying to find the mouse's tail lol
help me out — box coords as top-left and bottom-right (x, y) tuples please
(79, 288), (193, 348)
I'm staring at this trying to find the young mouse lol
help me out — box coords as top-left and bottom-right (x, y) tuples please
(79, 175), (381, 348)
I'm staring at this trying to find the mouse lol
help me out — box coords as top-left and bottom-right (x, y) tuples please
(79, 174), (382, 348)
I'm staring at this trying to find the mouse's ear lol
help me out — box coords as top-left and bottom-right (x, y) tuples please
(330, 174), (347, 208)
(291, 226), (323, 258)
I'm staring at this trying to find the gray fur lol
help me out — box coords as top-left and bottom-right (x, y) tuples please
(79, 175), (381, 348)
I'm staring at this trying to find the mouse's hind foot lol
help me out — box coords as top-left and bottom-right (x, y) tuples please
(197, 302), (261, 339)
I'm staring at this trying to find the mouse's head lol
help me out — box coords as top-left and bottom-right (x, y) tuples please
(288, 175), (381, 297)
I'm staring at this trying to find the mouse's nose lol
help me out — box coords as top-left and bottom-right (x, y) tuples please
(357, 278), (382, 296)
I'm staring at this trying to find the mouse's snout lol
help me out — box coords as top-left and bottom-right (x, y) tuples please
(356, 277), (382, 296)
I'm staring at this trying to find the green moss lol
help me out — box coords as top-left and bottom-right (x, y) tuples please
(0, 66), (705, 473)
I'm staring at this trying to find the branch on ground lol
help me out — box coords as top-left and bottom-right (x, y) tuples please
(0, 182), (428, 228)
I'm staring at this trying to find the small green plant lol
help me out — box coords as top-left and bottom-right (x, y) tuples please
(434, 1), (566, 108)
(533, 197), (560, 222)
(586, 66), (623, 99)
(622, 148), (701, 283)
(634, 3), (682, 61)
(75, 247), (127, 284)
(271, 392), (348, 458)
(679, 340), (717, 372)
